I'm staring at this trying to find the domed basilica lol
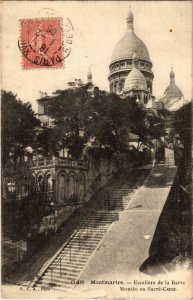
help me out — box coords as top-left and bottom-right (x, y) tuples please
(108, 8), (154, 95)
(108, 8), (186, 112)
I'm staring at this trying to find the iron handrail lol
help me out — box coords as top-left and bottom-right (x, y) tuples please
(49, 210), (93, 285)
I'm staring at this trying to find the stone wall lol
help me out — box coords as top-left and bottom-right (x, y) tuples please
(86, 151), (131, 202)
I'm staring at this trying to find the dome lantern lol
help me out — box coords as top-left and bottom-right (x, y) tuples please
(126, 7), (134, 31)
(87, 68), (92, 84)
(170, 66), (175, 83)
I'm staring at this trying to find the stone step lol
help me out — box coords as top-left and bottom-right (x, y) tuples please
(109, 195), (134, 199)
(113, 189), (133, 191)
(81, 222), (111, 226)
(58, 248), (93, 254)
(108, 199), (131, 202)
(72, 237), (102, 242)
(56, 253), (91, 260)
(48, 265), (81, 272)
(42, 273), (77, 283)
(72, 232), (106, 240)
(64, 241), (98, 248)
(55, 256), (88, 263)
(69, 239), (100, 244)
(68, 243), (97, 249)
(38, 275), (76, 285)
(82, 223), (113, 226)
(77, 230), (108, 235)
(55, 261), (85, 268)
(90, 213), (117, 217)
(111, 193), (131, 195)
(66, 243), (98, 250)
(83, 218), (114, 222)
(111, 193), (130, 196)
(44, 271), (79, 280)
(107, 205), (125, 208)
(110, 201), (129, 204)
(108, 199), (129, 202)
(79, 226), (109, 230)
(81, 223), (112, 227)
(108, 197), (132, 201)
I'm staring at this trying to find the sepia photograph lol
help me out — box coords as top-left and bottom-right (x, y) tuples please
(1, 1), (192, 299)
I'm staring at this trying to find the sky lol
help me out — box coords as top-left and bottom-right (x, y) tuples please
(2, 1), (192, 112)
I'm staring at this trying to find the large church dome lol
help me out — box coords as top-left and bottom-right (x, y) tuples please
(108, 8), (154, 94)
(111, 32), (150, 64)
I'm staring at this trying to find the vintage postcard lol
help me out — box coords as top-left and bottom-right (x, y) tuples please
(1, 1), (192, 299)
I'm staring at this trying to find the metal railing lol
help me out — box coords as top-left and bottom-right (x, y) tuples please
(48, 210), (93, 286)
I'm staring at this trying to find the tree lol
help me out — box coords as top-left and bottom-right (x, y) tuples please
(1, 90), (40, 165)
(36, 127), (61, 157)
(84, 93), (147, 151)
(172, 102), (192, 152)
(45, 86), (166, 157)
(42, 87), (89, 158)
(172, 102), (192, 182)
(144, 112), (166, 142)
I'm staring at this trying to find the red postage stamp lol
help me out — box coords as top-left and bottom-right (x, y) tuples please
(19, 18), (67, 69)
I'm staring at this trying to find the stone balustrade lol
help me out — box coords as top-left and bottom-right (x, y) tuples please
(31, 156), (88, 170)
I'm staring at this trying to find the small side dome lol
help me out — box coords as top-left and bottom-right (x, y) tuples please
(124, 54), (147, 92)
(124, 69), (147, 92)
(164, 67), (182, 98)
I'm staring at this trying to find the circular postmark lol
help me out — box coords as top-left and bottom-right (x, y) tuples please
(18, 16), (73, 69)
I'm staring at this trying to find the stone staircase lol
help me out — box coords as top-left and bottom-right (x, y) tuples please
(105, 188), (136, 210)
(104, 169), (150, 211)
(31, 168), (150, 291)
(32, 210), (117, 291)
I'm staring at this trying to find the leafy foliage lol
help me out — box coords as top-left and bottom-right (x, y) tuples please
(1, 90), (40, 165)
(3, 191), (50, 241)
(172, 102), (192, 149)
(45, 87), (165, 157)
